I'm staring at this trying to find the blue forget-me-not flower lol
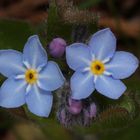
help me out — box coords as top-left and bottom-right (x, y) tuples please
(0, 35), (65, 117)
(66, 28), (139, 100)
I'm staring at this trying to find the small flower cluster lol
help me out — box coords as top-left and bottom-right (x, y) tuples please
(56, 82), (97, 126)
(0, 28), (138, 122)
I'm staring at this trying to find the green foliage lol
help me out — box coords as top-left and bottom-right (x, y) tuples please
(100, 117), (140, 140)
(78, 0), (102, 10)
(0, 20), (34, 51)
(46, 2), (72, 43)
(0, 108), (16, 129)
(98, 107), (131, 129)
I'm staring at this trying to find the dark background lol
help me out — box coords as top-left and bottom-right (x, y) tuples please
(0, 0), (140, 140)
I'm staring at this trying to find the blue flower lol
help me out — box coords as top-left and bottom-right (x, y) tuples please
(0, 35), (65, 117)
(66, 28), (139, 100)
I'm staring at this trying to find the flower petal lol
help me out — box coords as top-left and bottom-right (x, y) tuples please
(38, 61), (65, 91)
(0, 78), (26, 108)
(70, 72), (95, 100)
(23, 35), (48, 68)
(66, 43), (91, 71)
(0, 50), (25, 77)
(105, 51), (139, 79)
(89, 28), (116, 61)
(26, 85), (53, 117)
(95, 75), (126, 99)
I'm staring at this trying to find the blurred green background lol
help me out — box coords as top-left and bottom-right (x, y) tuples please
(0, 0), (140, 140)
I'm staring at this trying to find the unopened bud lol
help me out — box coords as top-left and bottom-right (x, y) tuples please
(49, 38), (66, 58)
(87, 103), (97, 118)
(67, 97), (83, 115)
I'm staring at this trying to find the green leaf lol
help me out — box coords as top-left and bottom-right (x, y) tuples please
(0, 19), (34, 51)
(100, 117), (140, 140)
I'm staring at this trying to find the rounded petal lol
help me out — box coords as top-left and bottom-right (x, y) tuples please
(70, 72), (95, 100)
(66, 43), (91, 71)
(26, 85), (53, 117)
(95, 75), (126, 99)
(0, 50), (25, 77)
(106, 51), (139, 79)
(89, 28), (116, 61)
(0, 78), (26, 108)
(23, 35), (48, 68)
(38, 61), (65, 91)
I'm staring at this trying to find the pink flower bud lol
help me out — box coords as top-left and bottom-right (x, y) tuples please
(85, 103), (97, 119)
(89, 103), (97, 118)
(49, 38), (67, 58)
(67, 97), (83, 115)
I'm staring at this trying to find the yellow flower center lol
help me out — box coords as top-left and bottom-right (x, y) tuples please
(25, 69), (38, 84)
(90, 60), (105, 75)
